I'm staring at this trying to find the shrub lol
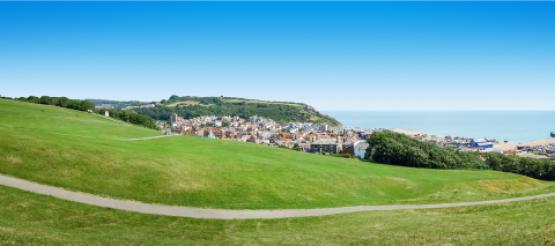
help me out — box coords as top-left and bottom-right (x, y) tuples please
(366, 130), (555, 180)
(100, 109), (158, 130)
(483, 153), (555, 180)
(366, 130), (484, 169)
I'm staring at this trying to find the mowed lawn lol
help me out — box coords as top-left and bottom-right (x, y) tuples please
(0, 185), (554, 245)
(1, 99), (554, 209)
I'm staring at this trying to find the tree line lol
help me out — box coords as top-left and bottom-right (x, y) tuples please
(483, 152), (555, 180)
(98, 108), (158, 129)
(18, 96), (96, 112)
(366, 130), (555, 180)
(13, 96), (158, 130)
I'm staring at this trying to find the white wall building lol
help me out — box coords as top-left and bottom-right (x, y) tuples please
(354, 141), (369, 159)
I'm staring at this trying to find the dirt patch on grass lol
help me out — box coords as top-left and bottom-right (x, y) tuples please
(162, 166), (211, 193)
(2, 155), (22, 165)
(384, 176), (417, 189)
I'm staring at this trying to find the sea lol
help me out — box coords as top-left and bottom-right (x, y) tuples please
(325, 111), (555, 143)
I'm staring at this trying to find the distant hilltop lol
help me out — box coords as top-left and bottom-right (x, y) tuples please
(89, 95), (341, 127)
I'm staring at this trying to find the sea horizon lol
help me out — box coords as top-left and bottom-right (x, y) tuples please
(325, 110), (555, 143)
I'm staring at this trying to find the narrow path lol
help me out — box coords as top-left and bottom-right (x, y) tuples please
(1, 174), (554, 220)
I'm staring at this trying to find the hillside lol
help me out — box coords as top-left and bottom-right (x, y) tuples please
(1, 99), (554, 210)
(130, 95), (341, 126)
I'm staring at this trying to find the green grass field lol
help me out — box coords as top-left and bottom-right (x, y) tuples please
(1, 99), (554, 209)
(1, 185), (554, 245)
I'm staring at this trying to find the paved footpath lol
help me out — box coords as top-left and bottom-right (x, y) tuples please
(1, 174), (554, 220)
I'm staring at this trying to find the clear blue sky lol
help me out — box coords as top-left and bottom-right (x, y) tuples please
(1, 2), (554, 110)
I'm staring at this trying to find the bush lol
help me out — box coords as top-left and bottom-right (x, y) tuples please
(366, 130), (555, 180)
(483, 153), (555, 180)
(366, 130), (484, 169)
(100, 109), (158, 129)
(19, 96), (95, 112)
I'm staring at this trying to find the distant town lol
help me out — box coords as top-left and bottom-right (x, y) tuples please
(162, 114), (371, 159)
(146, 112), (555, 161)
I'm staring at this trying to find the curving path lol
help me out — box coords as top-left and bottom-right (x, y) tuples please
(1, 174), (554, 220)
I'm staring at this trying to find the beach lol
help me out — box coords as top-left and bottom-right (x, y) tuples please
(495, 138), (555, 152)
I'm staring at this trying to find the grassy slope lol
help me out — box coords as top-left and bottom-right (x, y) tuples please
(0, 185), (554, 245)
(1, 99), (555, 209)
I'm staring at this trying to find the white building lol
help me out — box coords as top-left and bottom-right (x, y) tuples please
(353, 141), (369, 159)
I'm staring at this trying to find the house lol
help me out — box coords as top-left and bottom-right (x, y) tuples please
(211, 128), (223, 138)
(310, 140), (338, 154)
(353, 141), (369, 159)
(341, 142), (355, 156)
(170, 113), (179, 128)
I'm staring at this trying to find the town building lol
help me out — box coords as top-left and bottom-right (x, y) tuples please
(310, 140), (340, 154)
(353, 141), (369, 159)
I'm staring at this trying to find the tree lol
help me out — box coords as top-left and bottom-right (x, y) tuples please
(168, 95), (180, 102)
(484, 153), (555, 180)
(27, 96), (39, 103)
(39, 96), (53, 105)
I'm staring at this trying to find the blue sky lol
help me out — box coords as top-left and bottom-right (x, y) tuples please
(1, 2), (554, 110)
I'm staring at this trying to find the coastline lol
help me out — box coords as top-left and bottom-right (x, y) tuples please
(391, 128), (555, 154)
(495, 138), (555, 152)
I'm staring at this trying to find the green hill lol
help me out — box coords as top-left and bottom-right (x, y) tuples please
(133, 95), (342, 126)
(1, 99), (554, 210)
